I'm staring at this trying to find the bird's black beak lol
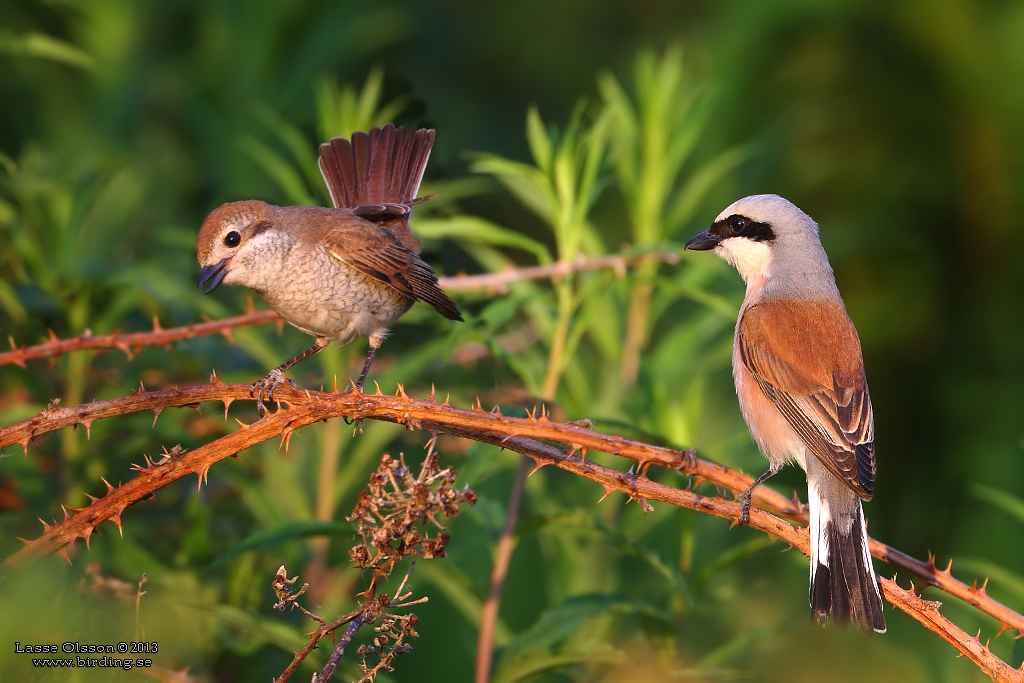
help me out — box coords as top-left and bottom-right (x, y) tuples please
(198, 259), (230, 294)
(684, 230), (723, 251)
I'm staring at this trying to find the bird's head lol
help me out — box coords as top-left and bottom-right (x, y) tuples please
(196, 200), (277, 293)
(685, 194), (824, 286)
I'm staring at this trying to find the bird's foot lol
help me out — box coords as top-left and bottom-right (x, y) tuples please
(249, 369), (297, 418)
(737, 488), (754, 525)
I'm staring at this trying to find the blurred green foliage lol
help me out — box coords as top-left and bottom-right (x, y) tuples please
(1, 0), (1022, 681)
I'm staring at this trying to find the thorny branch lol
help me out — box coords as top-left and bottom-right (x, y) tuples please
(436, 251), (680, 293)
(1, 383), (1022, 680)
(0, 309), (281, 368)
(0, 252), (680, 369)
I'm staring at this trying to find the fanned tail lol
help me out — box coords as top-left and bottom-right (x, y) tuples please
(808, 471), (886, 633)
(318, 124), (434, 209)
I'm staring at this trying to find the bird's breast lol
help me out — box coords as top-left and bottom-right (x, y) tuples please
(255, 243), (412, 341)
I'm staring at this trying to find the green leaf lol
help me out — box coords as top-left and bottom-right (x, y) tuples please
(209, 521), (353, 567)
(414, 561), (513, 644)
(238, 134), (316, 206)
(695, 536), (776, 592)
(499, 594), (614, 655)
(526, 106), (553, 174)
(665, 145), (750, 236)
(970, 483), (1024, 526)
(413, 216), (552, 264)
(0, 31), (94, 69)
(493, 649), (626, 683)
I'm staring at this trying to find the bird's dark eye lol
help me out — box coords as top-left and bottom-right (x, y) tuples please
(224, 231), (241, 248)
(730, 216), (746, 232)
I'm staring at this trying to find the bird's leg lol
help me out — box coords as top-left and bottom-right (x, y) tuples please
(354, 340), (381, 392)
(251, 338), (330, 417)
(342, 341), (382, 425)
(737, 463), (781, 525)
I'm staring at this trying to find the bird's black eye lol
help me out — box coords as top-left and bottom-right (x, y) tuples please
(730, 216), (746, 232)
(224, 231), (241, 248)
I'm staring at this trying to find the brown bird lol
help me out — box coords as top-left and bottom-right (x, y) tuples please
(196, 124), (463, 416)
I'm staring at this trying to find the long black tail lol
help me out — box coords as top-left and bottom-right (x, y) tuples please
(809, 489), (886, 632)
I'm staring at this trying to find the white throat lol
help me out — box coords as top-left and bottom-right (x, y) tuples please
(715, 237), (772, 285)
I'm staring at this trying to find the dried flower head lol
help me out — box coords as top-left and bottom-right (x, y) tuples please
(346, 452), (476, 579)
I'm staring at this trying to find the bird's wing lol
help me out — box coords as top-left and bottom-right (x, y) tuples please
(318, 124), (435, 253)
(321, 218), (463, 322)
(737, 298), (876, 500)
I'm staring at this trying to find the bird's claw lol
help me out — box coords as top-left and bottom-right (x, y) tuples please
(737, 490), (753, 525)
(250, 368), (291, 418)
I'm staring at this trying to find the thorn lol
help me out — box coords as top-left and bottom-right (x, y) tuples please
(430, 384), (436, 402)
(374, 380), (382, 395)
(443, 393), (450, 406)
(39, 518), (52, 532)
(85, 494), (99, 504)
(56, 546), (71, 564)
(528, 458), (546, 477)
(580, 447), (588, 462)
(333, 376), (339, 394)
(280, 423), (297, 452)
(395, 383), (407, 398)
(209, 369), (221, 385)
(538, 404), (549, 421)
(473, 397), (483, 412)
(197, 465), (210, 490)
(235, 418), (250, 430)
(19, 437), (29, 455)
(151, 315), (163, 333)
(111, 508), (125, 536)
(101, 478), (115, 493)
(222, 398), (233, 420)
(597, 484), (615, 503)
(220, 327), (234, 343)
(491, 404), (503, 416)
(46, 328), (58, 343)
(152, 407), (163, 427)
(83, 419), (93, 440)
(944, 559), (953, 574)
(61, 504), (70, 521)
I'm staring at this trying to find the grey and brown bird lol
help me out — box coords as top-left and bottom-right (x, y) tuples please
(685, 194), (885, 632)
(197, 124), (462, 416)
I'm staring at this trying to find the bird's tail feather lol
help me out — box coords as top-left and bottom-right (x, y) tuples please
(808, 483), (886, 633)
(318, 123), (434, 210)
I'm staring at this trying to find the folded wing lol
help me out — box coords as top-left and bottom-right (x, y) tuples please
(318, 124), (460, 322)
(738, 298), (876, 499)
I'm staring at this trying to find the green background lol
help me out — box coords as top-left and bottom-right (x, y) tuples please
(1, 0), (1022, 681)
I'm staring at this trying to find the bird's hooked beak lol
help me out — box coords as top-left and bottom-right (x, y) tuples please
(685, 230), (723, 251)
(198, 258), (231, 294)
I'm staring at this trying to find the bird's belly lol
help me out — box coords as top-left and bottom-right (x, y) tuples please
(733, 343), (809, 471)
(257, 257), (412, 342)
